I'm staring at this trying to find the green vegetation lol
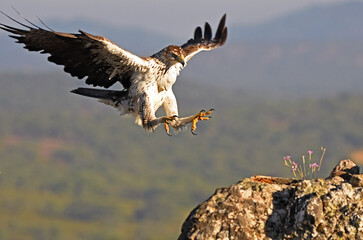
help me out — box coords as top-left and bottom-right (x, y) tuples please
(0, 72), (362, 240)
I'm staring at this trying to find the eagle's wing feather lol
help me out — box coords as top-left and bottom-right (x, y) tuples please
(0, 14), (149, 89)
(181, 14), (227, 63)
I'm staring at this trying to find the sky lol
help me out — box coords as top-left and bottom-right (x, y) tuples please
(1, 0), (352, 38)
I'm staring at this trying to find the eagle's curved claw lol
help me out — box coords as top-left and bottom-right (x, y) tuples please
(191, 108), (214, 135)
(162, 115), (178, 136)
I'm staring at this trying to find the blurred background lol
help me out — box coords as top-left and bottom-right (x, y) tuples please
(1, 0), (363, 239)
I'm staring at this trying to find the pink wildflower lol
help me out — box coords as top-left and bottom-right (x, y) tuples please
(309, 163), (319, 168)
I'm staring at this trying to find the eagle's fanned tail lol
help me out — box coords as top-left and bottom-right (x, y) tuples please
(71, 88), (128, 101)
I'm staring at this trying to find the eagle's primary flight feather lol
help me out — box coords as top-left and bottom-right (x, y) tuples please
(0, 12), (227, 135)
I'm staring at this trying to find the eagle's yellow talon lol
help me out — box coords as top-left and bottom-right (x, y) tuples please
(163, 122), (172, 136)
(206, 108), (215, 114)
(190, 108), (214, 135)
(162, 116), (179, 136)
(191, 120), (198, 135)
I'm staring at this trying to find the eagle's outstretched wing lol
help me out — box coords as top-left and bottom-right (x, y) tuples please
(181, 14), (227, 63)
(0, 12), (149, 89)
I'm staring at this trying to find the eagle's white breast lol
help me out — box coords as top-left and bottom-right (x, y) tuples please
(157, 63), (184, 92)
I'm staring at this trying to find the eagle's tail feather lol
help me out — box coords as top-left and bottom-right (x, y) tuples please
(71, 87), (128, 100)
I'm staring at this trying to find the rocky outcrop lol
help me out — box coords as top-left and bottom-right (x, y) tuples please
(178, 160), (363, 240)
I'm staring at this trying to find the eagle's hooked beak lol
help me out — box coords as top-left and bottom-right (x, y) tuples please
(178, 56), (185, 66)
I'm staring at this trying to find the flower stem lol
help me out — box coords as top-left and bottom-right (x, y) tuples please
(317, 147), (326, 178)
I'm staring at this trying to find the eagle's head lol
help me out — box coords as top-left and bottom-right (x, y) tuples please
(160, 45), (186, 67)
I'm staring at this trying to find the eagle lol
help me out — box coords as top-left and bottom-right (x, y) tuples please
(0, 12), (227, 135)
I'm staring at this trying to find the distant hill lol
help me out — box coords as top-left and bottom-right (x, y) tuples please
(185, 1), (363, 97)
(231, 1), (363, 42)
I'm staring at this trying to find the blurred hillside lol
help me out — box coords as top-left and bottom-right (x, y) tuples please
(232, 1), (363, 42)
(187, 1), (363, 97)
(0, 72), (363, 240)
(1, 1), (363, 240)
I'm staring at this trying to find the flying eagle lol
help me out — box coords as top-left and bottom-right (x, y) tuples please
(0, 12), (227, 135)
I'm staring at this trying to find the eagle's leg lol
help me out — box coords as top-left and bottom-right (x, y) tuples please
(170, 109), (214, 135)
(143, 115), (178, 136)
(145, 109), (213, 136)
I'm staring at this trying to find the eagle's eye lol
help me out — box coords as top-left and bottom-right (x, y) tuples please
(170, 53), (178, 60)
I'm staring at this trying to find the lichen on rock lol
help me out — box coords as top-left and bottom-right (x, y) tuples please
(178, 160), (363, 240)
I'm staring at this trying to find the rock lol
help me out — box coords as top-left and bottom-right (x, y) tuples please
(178, 160), (363, 240)
(327, 159), (360, 180)
(350, 174), (363, 187)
